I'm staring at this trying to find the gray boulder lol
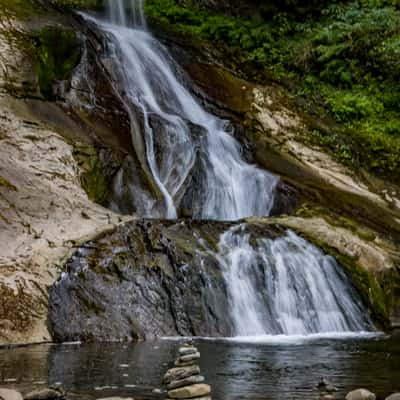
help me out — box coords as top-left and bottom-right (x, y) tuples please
(0, 389), (23, 400)
(345, 389), (376, 400)
(386, 394), (400, 400)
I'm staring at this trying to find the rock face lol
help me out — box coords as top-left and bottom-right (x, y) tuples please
(49, 220), (269, 341)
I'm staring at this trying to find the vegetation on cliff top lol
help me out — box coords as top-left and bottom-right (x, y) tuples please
(146, 0), (400, 182)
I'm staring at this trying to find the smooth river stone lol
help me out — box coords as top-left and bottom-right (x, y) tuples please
(386, 395), (400, 400)
(163, 365), (200, 384)
(166, 397), (211, 400)
(167, 375), (205, 390)
(168, 384), (211, 399)
(178, 352), (200, 362)
(0, 389), (23, 400)
(174, 360), (197, 367)
(346, 389), (376, 400)
(97, 398), (134, 400)
(179, 347), (198, 356)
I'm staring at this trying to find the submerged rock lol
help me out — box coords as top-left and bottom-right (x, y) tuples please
(24, 387), (65, 400)
(0, 389), (23, 400)
(317, 378), (337, 393)
(345, 389), (376, 400)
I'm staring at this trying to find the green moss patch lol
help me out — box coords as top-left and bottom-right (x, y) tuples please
(73, 145), (109, 205)
(34, 26), (81, 100)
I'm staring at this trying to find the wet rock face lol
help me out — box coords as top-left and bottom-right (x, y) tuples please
(49, 220), (280, 342)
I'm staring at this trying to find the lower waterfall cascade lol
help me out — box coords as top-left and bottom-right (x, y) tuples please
(68, 0), (377, 338)
(216, 226), (373, 336)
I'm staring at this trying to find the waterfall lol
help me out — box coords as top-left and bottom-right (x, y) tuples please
(89, 0), (278, 220)
(216, 225), (373, 335)
(76, 2), (375, 338)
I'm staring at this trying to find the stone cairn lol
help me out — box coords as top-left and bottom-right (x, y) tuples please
(162, 341), (211, 400)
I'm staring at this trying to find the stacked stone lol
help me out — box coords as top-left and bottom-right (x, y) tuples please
(163, 342), (211, 400)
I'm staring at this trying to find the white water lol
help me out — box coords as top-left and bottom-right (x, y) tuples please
(216, 225), (374, 336)
(88, 1), (278, 220)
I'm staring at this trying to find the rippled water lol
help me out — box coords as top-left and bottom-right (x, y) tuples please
(1, 335), (399, 400)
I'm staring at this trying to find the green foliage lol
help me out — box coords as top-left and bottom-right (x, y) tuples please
(48, 0), (103, 9)
(145, 0), (288, 67)
(324, 91), (384, 122)
(147, 0), (400, 179)
(34, 27), (81, 99)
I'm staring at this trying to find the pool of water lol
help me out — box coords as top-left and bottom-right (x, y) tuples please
(0, 334), (399, 400)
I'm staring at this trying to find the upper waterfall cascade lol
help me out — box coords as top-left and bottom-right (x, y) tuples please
(92, 0), (278, 220)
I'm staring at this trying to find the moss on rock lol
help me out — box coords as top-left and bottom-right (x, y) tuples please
(73, 144), (109, 205)
(34, 26), (81, 100)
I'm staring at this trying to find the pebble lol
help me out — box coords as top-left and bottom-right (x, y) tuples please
(96, 398), (134, 400)
(178, 347), (197, 356)
(346, 389), (376, 400)
(168, 383), (211, 399)
(167, 375), (205, 390)
(178, 353), (200, 363)
(174, 360), (197, 368)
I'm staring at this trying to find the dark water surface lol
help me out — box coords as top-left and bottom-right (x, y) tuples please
(1, 335), (399, 400)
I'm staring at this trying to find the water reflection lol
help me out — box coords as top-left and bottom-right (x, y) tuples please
(0, 336), (399, 400)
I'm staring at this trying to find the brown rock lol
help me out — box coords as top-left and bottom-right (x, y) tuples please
(178, 352), (200, 363)
(168, 383), (211, 399)
(163, 365), (200, 384)
(167, 375), (205, 390)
